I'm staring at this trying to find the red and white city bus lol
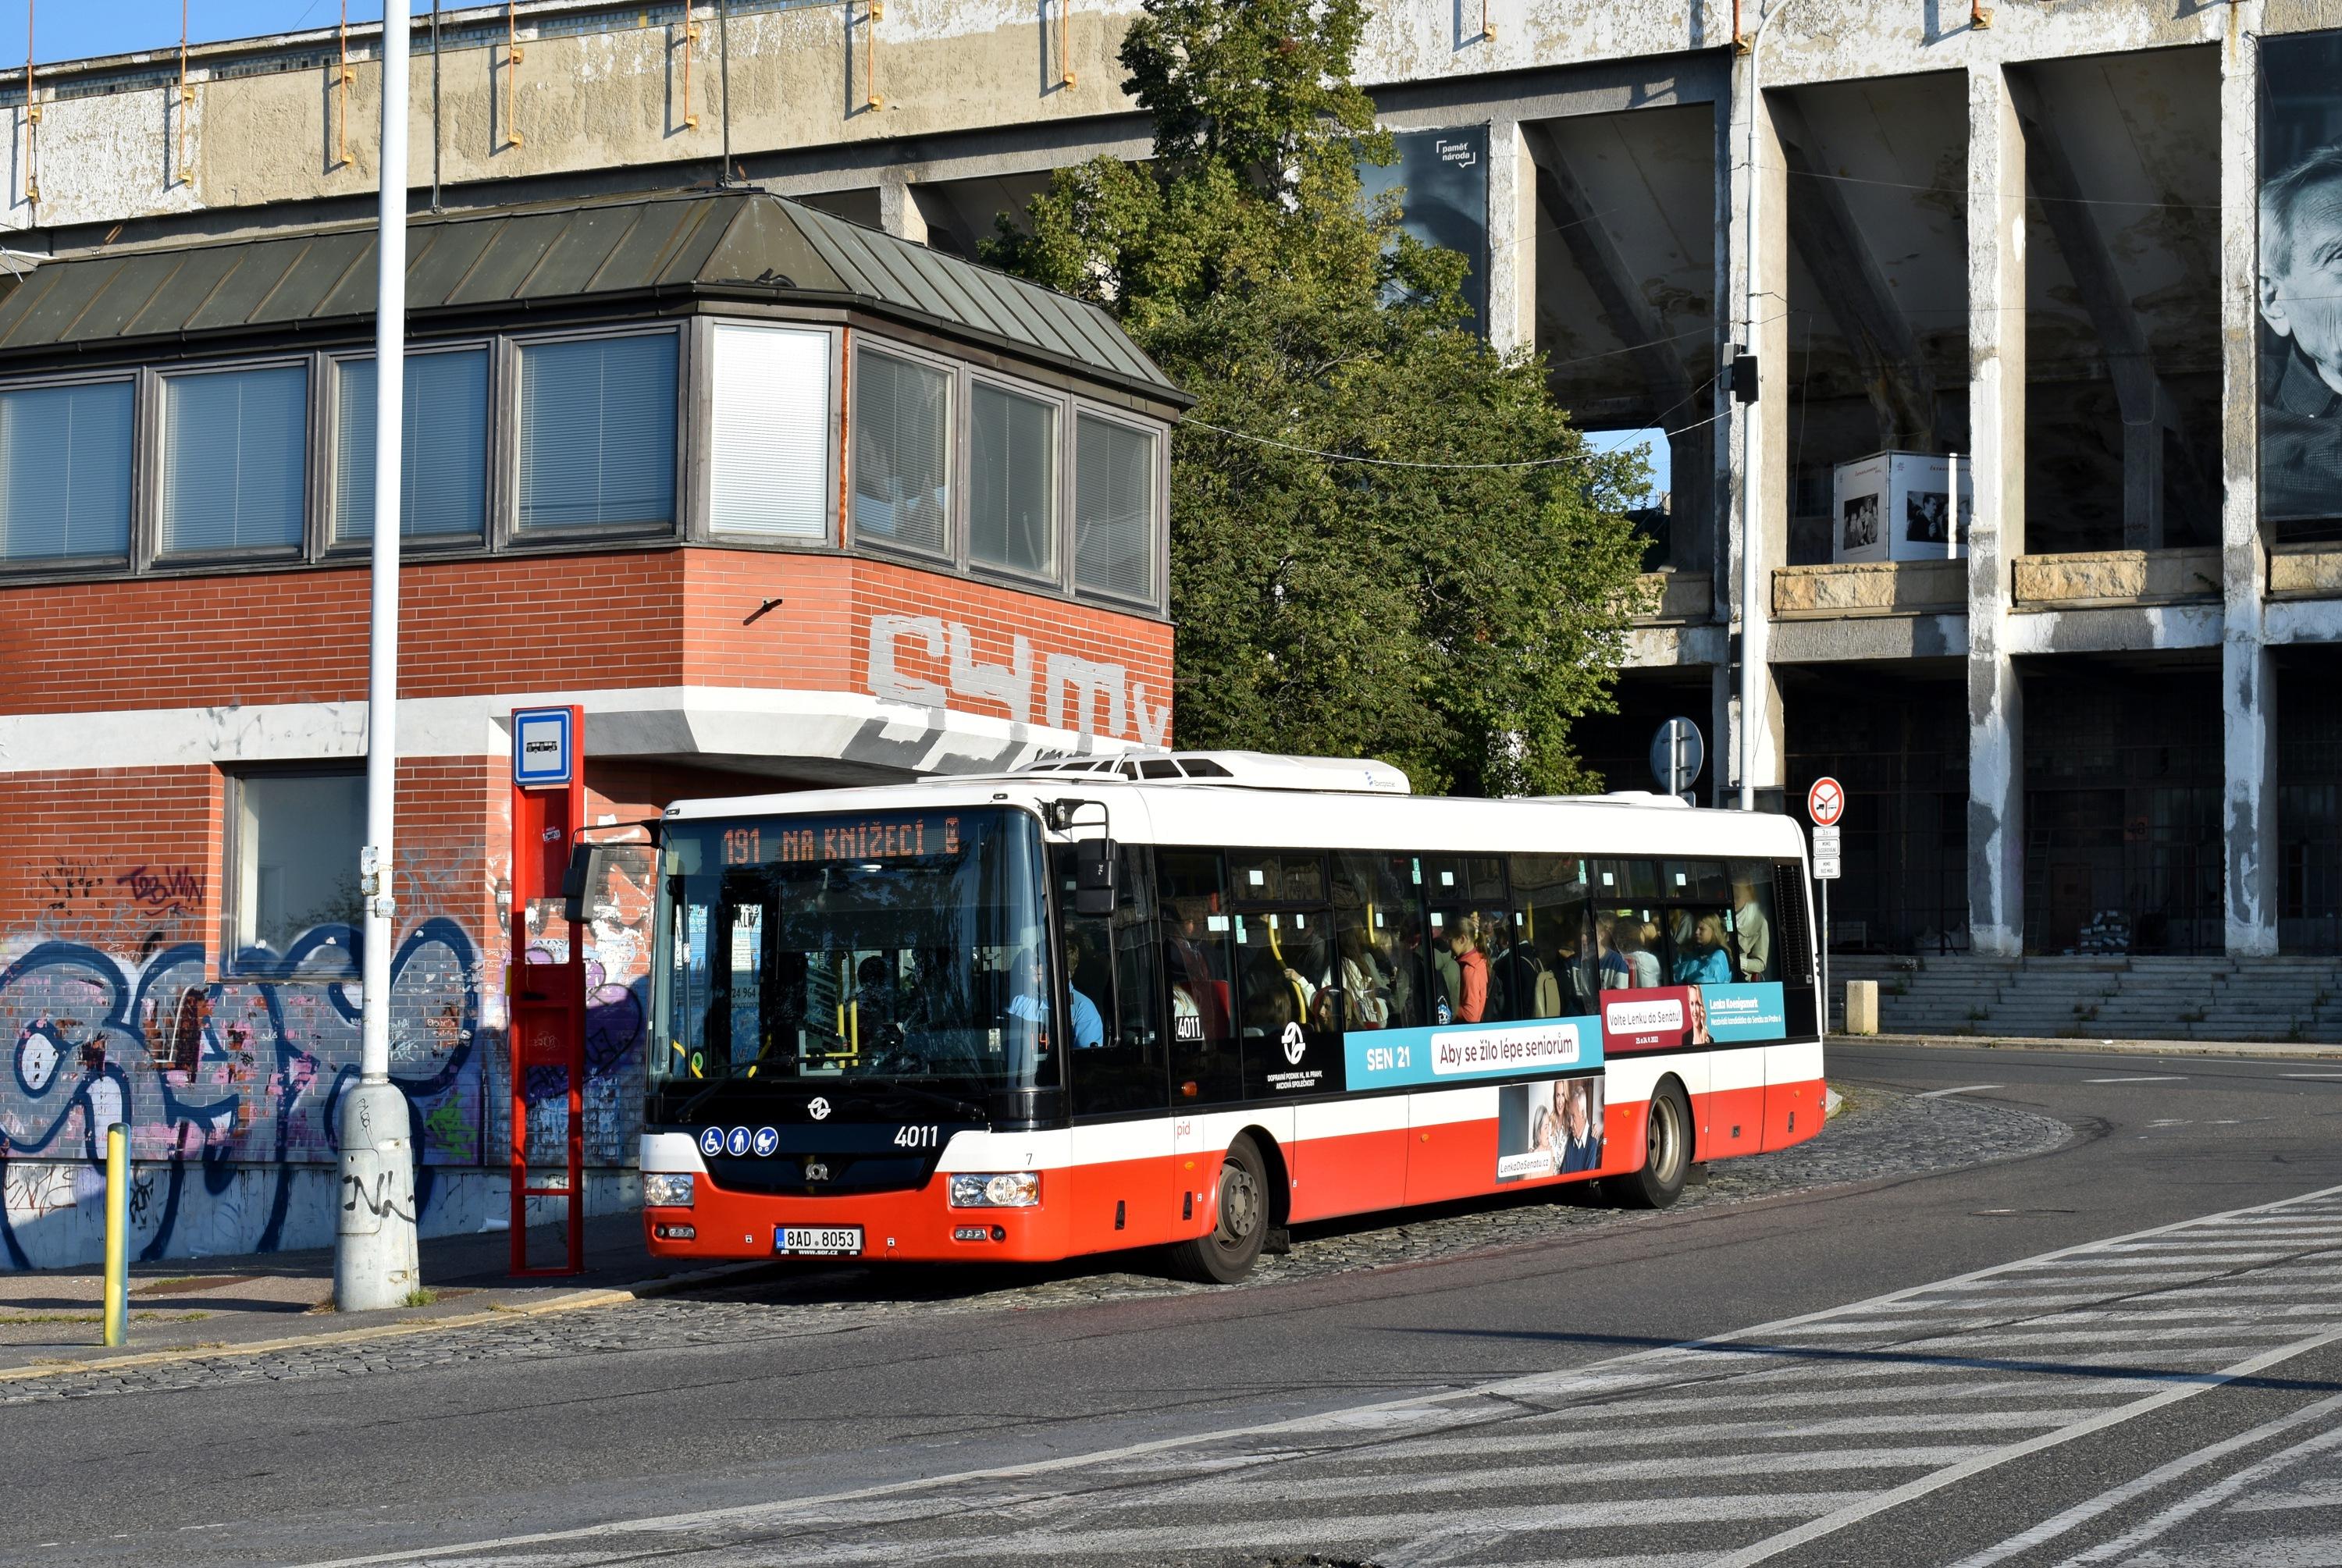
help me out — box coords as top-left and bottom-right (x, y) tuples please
(639, 752), (1823, 1282)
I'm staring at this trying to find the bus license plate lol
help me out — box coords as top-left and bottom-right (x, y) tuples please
(776, 1225), (863, 1257)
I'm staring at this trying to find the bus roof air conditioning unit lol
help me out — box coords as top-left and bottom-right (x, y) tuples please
(1008, 750), (1411, 795)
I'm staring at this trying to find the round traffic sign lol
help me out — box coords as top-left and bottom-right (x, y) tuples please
(1806, 777), (1845, 827)
(1648, 717), (1705, 796)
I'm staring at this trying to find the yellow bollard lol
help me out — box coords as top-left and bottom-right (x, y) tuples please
(102, 1123), (128, 1348)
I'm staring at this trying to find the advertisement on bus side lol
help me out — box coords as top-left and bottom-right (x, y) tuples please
(1343, 1017), (1605, 1093)
(1600, 983), (1785, 1053)
(1496, 1077), (1607, 1181)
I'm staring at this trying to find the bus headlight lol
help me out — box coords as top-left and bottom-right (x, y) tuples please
(643, 1172), (696, 1208)
(949, 1172), (1039, 1208)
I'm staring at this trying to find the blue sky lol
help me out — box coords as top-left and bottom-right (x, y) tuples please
(31, 4), (440, 65)
(1582, 428), (1671, 504)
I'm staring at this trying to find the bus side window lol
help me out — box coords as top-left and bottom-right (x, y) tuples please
(1591, 859), (1667, 990)
(1728, 858), (1778, 983)
(1509, 854), (1592, 1018)
(1424, 855), (1514, 1023)
(1661, 859), (1736, 987)
(1157, 849), (1244, 1105)
(1065, 846), (1169, 1117)
(1331, 853), (1423, 1029)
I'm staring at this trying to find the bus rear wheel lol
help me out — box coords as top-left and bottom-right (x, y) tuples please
(1167, 1136), (1269, 1284)
(1611, 1082), (1692, 1210)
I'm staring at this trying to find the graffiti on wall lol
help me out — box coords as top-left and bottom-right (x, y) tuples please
(0, 848), (658, 1270)
(865, 615), (1171, 745)
(514, 845), (655, 1169)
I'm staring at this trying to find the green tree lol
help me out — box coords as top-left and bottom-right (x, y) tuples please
(988, 0), (1649, 796)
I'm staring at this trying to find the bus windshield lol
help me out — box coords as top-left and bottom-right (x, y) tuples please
(648, 807), (1059, 1116)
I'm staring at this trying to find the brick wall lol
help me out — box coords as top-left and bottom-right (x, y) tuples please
(1, 547), (1169, 726)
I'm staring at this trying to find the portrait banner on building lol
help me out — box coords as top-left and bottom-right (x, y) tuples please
(2259, 31), (2342, 536)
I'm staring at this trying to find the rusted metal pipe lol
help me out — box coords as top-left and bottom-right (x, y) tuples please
(25, 0), (40, 208)
(506, 2), (524, 148)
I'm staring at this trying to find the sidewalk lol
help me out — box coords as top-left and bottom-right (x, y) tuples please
(0, 1211), (768, 1378)
(1853, 1032), (2342, 1060)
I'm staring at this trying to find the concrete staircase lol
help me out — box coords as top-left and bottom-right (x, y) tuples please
(1828, 954), (2342, 1043)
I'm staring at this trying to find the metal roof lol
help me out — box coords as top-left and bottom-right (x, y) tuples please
(0, 189), (1184, 404)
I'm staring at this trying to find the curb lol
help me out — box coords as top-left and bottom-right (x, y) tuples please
(0, 1257), (773, 1385)
(1846, 1033), (2342, 1061)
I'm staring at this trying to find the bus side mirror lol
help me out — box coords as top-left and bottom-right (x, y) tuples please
(562, 844), (609, 925)
(1074, 839), (1117, 917)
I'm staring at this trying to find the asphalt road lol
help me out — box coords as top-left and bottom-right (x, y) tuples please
(14, 1043), (2342, 1568)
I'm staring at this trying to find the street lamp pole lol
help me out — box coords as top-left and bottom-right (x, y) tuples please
(336, 0), (419, 1313)
(1736, 0), (1790, 812)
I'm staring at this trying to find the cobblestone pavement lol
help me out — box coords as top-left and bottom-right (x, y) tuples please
(0, 1087), (2068, 1407)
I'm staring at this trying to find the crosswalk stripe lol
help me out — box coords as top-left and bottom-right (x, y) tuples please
(1947, 1388), (2342, 1566)
(287, 1182), (2342, 1568)
(1704, 1328), (2342, 1568)
(1173, 1444), (2002, 1503)
(2228, 1476), (2342, 1513)
(905, 1490), (1870, 1560)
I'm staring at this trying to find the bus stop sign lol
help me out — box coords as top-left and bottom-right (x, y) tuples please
(1806, 777), (1845, 827)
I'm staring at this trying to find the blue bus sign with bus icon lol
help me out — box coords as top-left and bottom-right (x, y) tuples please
(512, 707), (575, 788)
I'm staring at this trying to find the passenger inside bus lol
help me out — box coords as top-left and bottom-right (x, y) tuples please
(1337, 924), (1392, 1028)
(1593, 914), (1632, 991)
(1732, 873), (1775, 982)
(1449, 916), (1490, 1023)
(1672, 913), (1737, 985)
(1005, 944), (1102, 1052)
(1163, 897), (1233, 1040)
(1055, 927), (1108, 1048)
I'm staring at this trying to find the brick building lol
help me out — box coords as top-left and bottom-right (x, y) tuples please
(0, 187), (1185, 1268)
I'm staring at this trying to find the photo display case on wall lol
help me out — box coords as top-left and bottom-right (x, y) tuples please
(2258, 30), (2342, 541)
(1831, 451), (1971, 564)
(1358, 126), (1491, 332)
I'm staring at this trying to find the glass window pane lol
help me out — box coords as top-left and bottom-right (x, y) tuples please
(1729, 859), (1778, 983)
(1074, 414), (1154, 599)
(162, 364), (308, 554)
(1510, 854), (1595, 1018)
(1157, 849), (1241, 1104)
(852, 348), (950, 555)
(1330, 852), (1426, 1029)
(0, 379), (133, 562)
(970, 381), (1055, 576)
(516, 333), (678, 532)
(233, 773), (366, 971)
(711, 325), (831, 539)
(335, 349), (489, 543)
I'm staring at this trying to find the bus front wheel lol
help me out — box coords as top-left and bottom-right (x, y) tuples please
(1611, 1083), (1692, 1210)
(1167, 1136), (1269, 1283)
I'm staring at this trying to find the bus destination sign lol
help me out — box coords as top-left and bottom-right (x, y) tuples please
(722, 815), (965, 868)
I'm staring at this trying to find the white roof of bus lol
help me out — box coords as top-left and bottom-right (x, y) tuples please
(663, 777), (1810, 862)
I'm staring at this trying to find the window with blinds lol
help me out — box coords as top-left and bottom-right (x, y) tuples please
(160, 364), (309, 556)
(333, 348), (489, 544)
(710, 325), (831, 540)
(516, 332), (678, 532)
(0, 379), (133, 564)
(1074, 414), (1155, 601)
(970, 381), (1056, 578)
(852, 347), (950, 556)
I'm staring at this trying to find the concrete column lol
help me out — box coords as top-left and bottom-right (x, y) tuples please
(1966, 65), (2027, 957)
(877, 176), (928, 244)
(2121, 393), (2167, 553)
(2221, 16), (2279, 957)
(1722, 64), (1787, 811)
(1483, 119), (1539, 357)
